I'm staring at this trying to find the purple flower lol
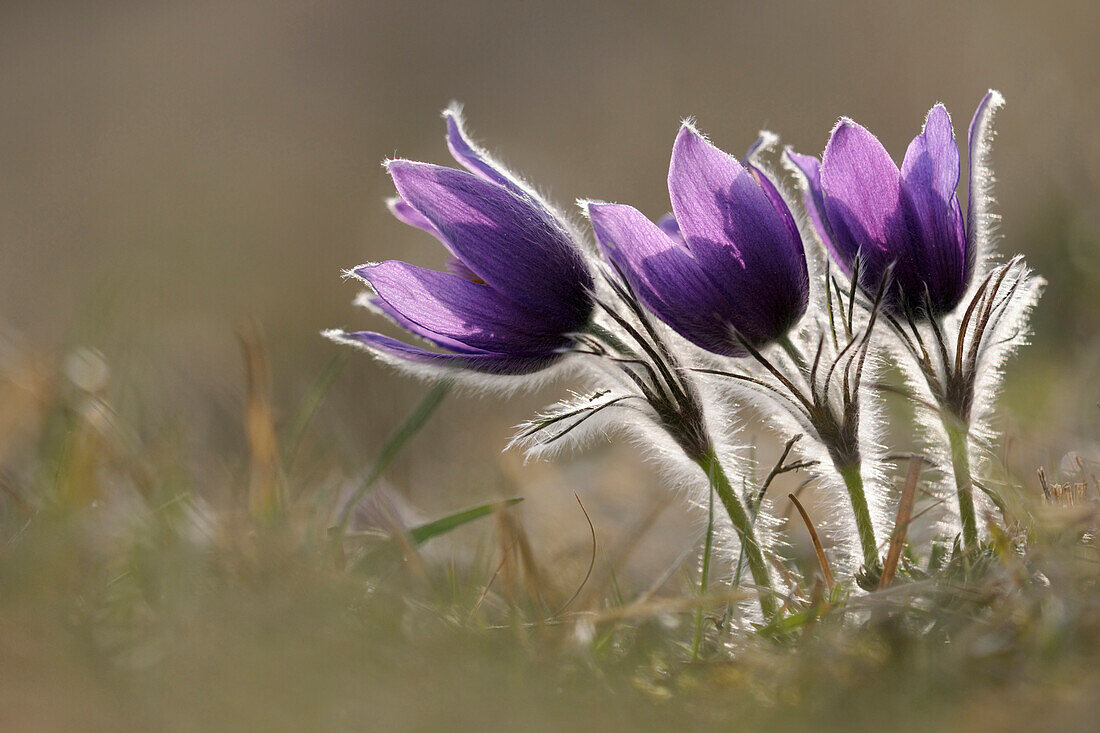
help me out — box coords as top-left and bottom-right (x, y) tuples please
(587, 124), (808, 357)
(329, 109), (595, 376)
(787, 93), (1000, 317)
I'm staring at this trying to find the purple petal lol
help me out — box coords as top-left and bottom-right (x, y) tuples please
(386, 195), (461, 257)
(588, 202), (744, 356)
(362, 293), (485, 354)
(746, 163), (803, 264)
(968, 91), (1002, 164)
(819, 118), (930, 311)
(356, 261), (568, 353)
(668, 125), (808, 344)
(443, 108), (571, 239)
(966, 90), (1005, 269)
(743, 131), (776, 162)
(443, 109), (520, 193)
(785, 150), (841, 266)
(820, 119), (907, 270)
(333, 331), (560, 375)
(655, 213), (684, 246)
(900, 104), (968, 312)
(387, 160), (593, 330)
(901, 105), (960, 203)
(386, 196), (439, 236)
(444, 257), (483, 282)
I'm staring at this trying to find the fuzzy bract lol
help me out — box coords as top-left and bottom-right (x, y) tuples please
(327, 109), (595, 377)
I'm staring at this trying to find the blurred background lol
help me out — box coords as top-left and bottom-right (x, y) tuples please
(1, 0), (1097, 576)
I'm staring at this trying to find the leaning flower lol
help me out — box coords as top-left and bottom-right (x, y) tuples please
(786, 91), (1044, 552)
(588, 123), (888, 580)
(510, 125), (811, 621)
(326, 107), (595, 380)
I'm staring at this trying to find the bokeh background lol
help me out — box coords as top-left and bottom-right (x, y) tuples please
(1, 0), (1098, 574)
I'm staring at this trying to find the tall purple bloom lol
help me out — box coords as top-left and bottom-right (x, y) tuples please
(328, 108), (594, 376)
(790, 92), (1042, 554)
(587, 124), (808, 357)
(787, 95), (997, 317)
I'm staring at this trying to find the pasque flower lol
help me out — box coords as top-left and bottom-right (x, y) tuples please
(787, 99), (984, 317)
(791, 92), (1044, 555)
(327, 108), (594, 376)
(587, 124), (809, 357)
(535, 124), (812, 619)
(590, 125), (896, 576)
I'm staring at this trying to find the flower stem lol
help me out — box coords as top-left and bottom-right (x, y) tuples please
(837, 462), (880, 571)
(944, 417), (978, 551)
(694, 448), (777, 620)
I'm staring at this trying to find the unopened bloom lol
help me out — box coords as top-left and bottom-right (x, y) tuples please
(788, 94), (1000, 318)
(587, 124), (808, 357)
(328, 109), (594, 376)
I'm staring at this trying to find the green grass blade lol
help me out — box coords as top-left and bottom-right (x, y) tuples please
(408, 497), (523, 546)
(282, 351), (350, 470)
(691, 481), (716, 660)
(333, 379), (453, 537)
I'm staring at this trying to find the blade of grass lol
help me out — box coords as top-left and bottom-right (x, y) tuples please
(333, 379), (452, 537)
(575, 491), (672, 610)
(469, 553), (510, 622)
(552, 492), (597, 617)
(692, 479), (716, 660)
(239, 325), (283, 521)
(408, 497), (523, 545)
(282, 351), (349, 471)
(588, 588), (753, 625)
(494, 507), (548, 614)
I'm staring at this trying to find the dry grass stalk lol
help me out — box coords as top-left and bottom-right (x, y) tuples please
(880, 455), (923, 589)
(788, 493), (834, 590)
(238, 324), (284, 521)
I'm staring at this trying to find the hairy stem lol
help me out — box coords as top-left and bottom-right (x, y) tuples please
(695, 448), (777, 620)
(837, 462), (880, 571)
(944, 417), (979, 551)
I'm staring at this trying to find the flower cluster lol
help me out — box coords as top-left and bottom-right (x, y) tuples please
(329, 93), (1042, 620)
